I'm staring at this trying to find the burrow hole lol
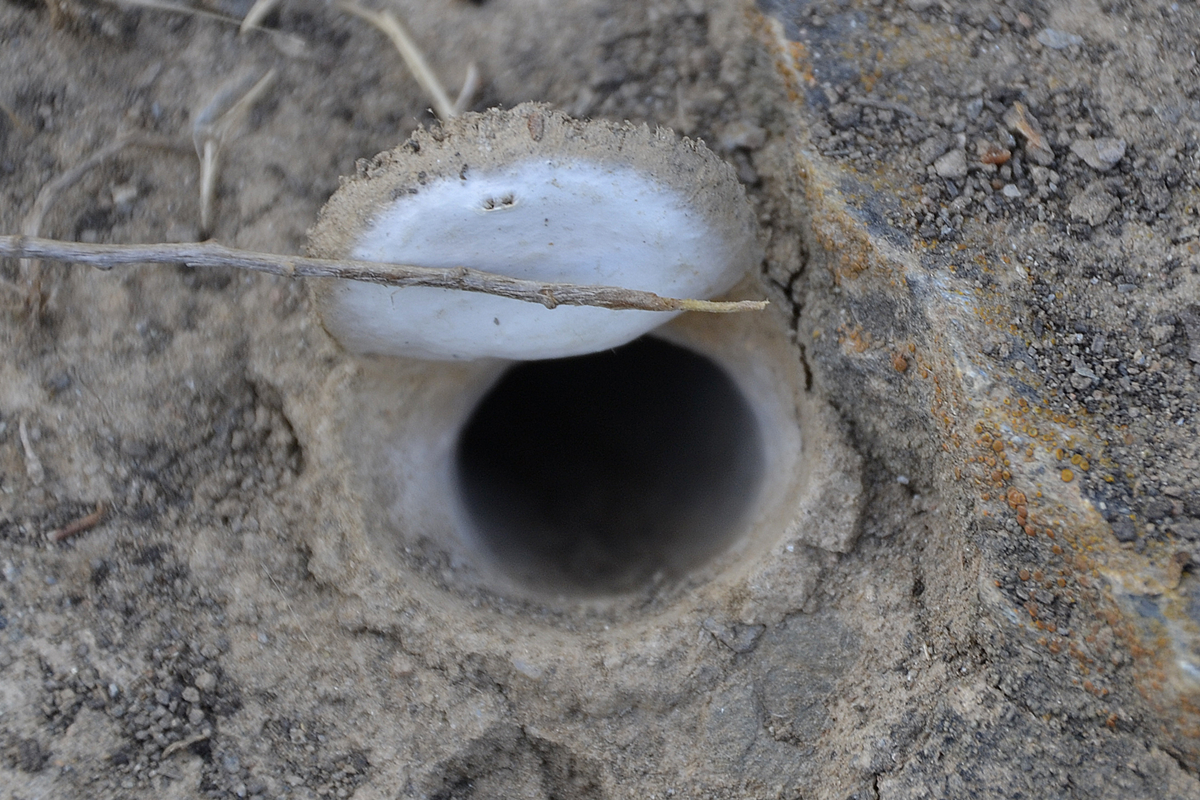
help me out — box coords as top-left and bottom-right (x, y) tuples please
(454, 336), (765, 596)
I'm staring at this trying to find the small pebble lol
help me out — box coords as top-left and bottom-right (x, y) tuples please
(934, 149), (968, 179)
(195, 671), (217, 692)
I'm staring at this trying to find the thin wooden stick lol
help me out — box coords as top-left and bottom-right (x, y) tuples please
(0, 235), (768, 313)
(48, 502), (108, 543)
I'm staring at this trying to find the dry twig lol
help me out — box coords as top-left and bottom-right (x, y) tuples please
(48, 502), (108, 543)
(0, 235), (769, 313)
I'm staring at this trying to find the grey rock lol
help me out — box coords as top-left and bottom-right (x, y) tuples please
(918, 133), (953, 165)
(1070, 137), (1126, 171)
(829, 103), (861, 130)
(1112, 518), (1137, 543)
(1173, 519), (1200, 541)
(1145, 497), (1174, 522)
(194, 670), (217, 692)
(934, 149), (968, 179)
(753, 613), (856, 742)
(1142, 179), (1171, 212)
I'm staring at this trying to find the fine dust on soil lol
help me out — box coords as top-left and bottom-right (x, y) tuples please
(2, 0), (1200, 799)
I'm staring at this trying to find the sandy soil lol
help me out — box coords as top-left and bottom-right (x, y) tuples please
(3, 0), (1200, 798)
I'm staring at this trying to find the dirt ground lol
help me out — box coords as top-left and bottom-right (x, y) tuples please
(3, 0), (1200, 798)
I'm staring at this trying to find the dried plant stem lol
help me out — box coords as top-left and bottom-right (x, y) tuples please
(193, 70), (278, 236)
(48, 502), (108, 543)
(452, 62), (481, 116)
(0, 235), (768, 314)
(239, 0), (281, 35)
(341, 3), (456, 121)
(107, 0), (306, 53)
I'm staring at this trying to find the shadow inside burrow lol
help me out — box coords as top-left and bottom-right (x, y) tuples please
(454, 336), (766, 596)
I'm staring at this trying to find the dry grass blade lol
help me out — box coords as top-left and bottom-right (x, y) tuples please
(452, 63), (481, 116)
(105, 0), (305, 53)
(341, 2), (455, 121)
(240, 0), (281, 35)
(193, 69), (277, 236)
(0, 235), (769, 314)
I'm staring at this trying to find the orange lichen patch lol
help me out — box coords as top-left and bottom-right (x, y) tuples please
(860, 64), (883, 93)
(1061, 469), (1075, 482)
(800, 163), (886, 284)
(749, 7), (812, 102)
(892, 352), (908, 372)
(837, 323), (873, 353)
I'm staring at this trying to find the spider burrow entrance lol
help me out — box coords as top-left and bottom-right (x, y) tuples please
(453, 336), (765, 596)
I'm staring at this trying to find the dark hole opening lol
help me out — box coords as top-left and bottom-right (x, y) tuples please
(454, 337), (765, 596)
